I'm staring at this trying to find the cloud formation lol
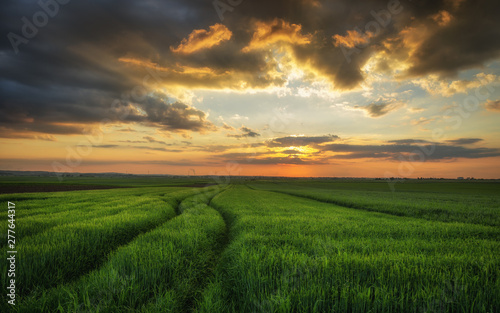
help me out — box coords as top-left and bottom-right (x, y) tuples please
(354, 101), (403, 118)
(333, 30), (374, 49)
(267, 135), (338, 147)
(484, 100), (500, 112)
(1, 0), (500, 155)
(242, 18), (312, 52)
(227, 126), (261, 138)
(171, 24), (232, 54)
(321, 139), (500, 160)
(445, 138), (483, 145)
(135, 95), (216, 133)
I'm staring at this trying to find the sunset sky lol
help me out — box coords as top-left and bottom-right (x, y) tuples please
(1, 0), (500, 178)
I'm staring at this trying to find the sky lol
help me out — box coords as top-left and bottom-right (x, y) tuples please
(1, 0), (500, 178)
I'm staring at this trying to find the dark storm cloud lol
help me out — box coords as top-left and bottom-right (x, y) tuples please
(0, 88), (215, 137)
(134, 95), (216, 132)
(403, 0), (500, 77)
(0, 0), (217, 137)
(2, 0), (500, 137)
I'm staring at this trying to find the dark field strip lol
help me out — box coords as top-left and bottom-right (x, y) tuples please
(249, 183), (500, 227)
(0, 184), (126, 194)
(16, 188), (226, 312)
(196, 186), (500, 313)
(0, 188), (204, 297)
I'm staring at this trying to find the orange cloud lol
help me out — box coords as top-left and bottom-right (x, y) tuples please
(333, 30), (374, 48)
(242, 18), (312, 52)
(170, 24), (232, 54)
(432, 10), (453, 26)
(484, 100), (500, 112)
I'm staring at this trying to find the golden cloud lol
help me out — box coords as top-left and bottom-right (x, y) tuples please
(332, 30), (374, 49)
(171, 24), (232, 54)
(242, 18), (312, 52)
(414, 73), (499, 97)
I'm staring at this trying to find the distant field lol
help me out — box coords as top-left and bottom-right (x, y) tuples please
(249, 180), (500, 226)
(0, 176), (217, 194)
(0, 178), (498, 312)
(0, 176), (217, 189)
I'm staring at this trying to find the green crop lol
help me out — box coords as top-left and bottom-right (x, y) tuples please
(249, 182), (500, 226)
(1, 179), (498, 313)
(197, 186), (500, 313)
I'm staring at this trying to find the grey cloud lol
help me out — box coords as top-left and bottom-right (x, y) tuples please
(92, 145), (120, 148)
(86, 144), (182, 152)
(216, 153), (327, 165)
(387, 139), (435, 145)
(143, 136), (169, 145)
(133, 95), (216, 133)
(0, 89), (215, 137)
(241, 157), (328, 165)
(267, 135), (338, 147)
(445, 138), (483, 145)
(354, 102), (403, 118)
(321, 142), (500, 160)
(227, 126), (260, 138)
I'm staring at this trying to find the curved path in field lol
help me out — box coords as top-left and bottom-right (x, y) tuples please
(15, 187), (228, 313)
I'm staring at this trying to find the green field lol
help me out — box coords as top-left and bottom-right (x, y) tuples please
(1, 178), (499, 312)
